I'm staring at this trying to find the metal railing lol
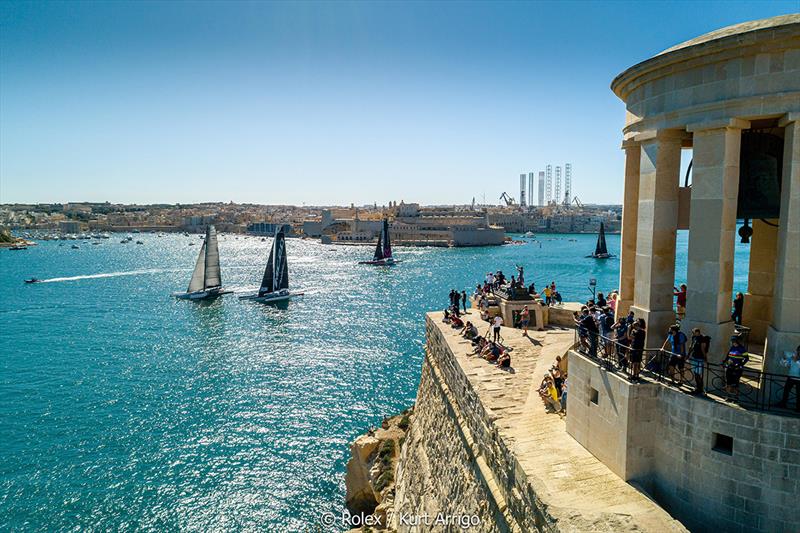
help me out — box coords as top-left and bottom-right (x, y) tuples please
(573, 330), (799, 417)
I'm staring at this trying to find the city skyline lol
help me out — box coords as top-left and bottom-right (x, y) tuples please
(1, 1), (797, 205)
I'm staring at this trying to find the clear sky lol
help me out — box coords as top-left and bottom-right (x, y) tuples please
(1, 1), (797, 206)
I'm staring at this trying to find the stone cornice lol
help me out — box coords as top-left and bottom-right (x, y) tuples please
(687, 118), (751, 132)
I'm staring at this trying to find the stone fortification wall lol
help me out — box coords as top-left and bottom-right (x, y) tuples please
(392, 317), (554, 532)
(567, 350), (800, 533)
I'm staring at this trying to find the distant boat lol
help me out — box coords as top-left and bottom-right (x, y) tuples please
(71, 244), (80, 249)
(136, 240), (144, 245)
(9, 244), (27, 250)
(24, 278), (42, 284)
(524, 231), (536, 238)
(239, 228), (303, 304)
(173, 225), (231, 300)
(586, 222), (615, 259)
(359, 219), (401, 265)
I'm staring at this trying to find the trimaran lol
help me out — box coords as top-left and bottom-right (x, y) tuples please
(240, 227), (303, 303)
(359, 219), (401, 265)
(173, 225), (231, 300)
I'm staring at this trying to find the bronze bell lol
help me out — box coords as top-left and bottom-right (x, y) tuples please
(737, 131), (783, 220)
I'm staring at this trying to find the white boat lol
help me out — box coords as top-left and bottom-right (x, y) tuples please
(359, 219), (401, 265)
(524, 231), (536, 238)
(239, 228), (303, 303)
(173, 225), (231, 300)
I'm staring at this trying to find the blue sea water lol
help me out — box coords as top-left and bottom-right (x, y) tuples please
(0, 232), (750, 530)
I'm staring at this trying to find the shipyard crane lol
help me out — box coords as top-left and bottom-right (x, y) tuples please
(571, 196), (584, 208)
(499, 192), (515, 206)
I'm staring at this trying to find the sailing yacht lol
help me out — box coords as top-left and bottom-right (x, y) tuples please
(359, 219), (401, 265)
(239, 228), (302, 303)
(173, 225), (231, 300)
(586, 222), (615, 259)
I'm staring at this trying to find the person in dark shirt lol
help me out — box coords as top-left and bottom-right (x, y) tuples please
(688, 328), (709, 395)
(461, 290), (468, 313)
(722, 335), (748, 402)
(580, 309), (599, 357)
(731, 292), (744, 325)
(596, 292), (607, 308)
(628, 320), (646, 381)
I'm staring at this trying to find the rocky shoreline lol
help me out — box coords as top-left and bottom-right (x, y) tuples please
(344, 407), (413, 531)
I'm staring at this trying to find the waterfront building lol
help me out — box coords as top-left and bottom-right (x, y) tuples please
(58, 220), (81, 233)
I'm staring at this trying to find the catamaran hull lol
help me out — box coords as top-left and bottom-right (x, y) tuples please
(358, 259), (401, 265)
(239, 292), (303, 303)
(173, 288), (232, 300)
(586, 253), (615, 259)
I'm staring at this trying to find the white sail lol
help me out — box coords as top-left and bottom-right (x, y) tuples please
(187, 241), (206, 292)
(203, 226), (222, 288)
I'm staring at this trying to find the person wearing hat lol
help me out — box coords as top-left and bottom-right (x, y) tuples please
(722, 334), (749, 402)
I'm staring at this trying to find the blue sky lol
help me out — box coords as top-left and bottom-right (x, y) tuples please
(1, 1), (797, 206)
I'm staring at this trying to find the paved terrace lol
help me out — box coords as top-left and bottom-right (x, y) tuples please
(430, 310), (686, 532)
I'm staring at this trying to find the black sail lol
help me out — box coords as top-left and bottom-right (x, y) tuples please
(382, 219), (392, 259)
(260, 228), (289, 295)
(595, 222), (608, 256)
(373, 231), (384, 261)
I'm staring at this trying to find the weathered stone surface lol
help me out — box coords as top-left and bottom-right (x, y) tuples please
(392, 312), (686, 532)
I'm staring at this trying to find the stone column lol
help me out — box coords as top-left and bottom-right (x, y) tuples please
(630, 130), (683, 348)
(742, 219), (778, 344)
(616, 139), (641, 319)
(765, 114), (800, 377)
(684, 120), (747, 361)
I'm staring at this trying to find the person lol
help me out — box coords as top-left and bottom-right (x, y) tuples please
(484, 342), (502, 363)
(613, 316), (630, 370)
(722, 335), (749, 402)
(560, 378), (568, 413)
(461, 290), (468, 313)
(688, 328), (709, 395)
(528, 282), (536, 296)
(443, 309), (451, 323)
(520, 305), (530, 337)
(496, 350), (511, 368)
(626, 310), (635, 325)
(596, 292), (607, 308)
(552, 290), (562, 305)
(580, 308), (599, 357)
(542, 375), (562, 413)
(450, 314), (464, 329)
(461, 321), (478, 340)
(492, 315), (503, 343)
(663, 324), (688, 385)
(473, 284), (482, 298)
(608, 292), (618, 314)
(673, 284), (687, 319)
(731, 292), (744, 325)
(628, 320), (646, 381)
(543, 285), (552, 306)
(516, 265), (524, 287)
(776, 345), (800, 412)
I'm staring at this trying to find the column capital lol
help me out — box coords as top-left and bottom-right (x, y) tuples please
(686, 118), (750, 133)
(778, 112), (800, 127)
(621, 138), (641, 149)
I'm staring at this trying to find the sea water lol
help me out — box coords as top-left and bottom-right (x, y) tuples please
(0, 232), (750, 530)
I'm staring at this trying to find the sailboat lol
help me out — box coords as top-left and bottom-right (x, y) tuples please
(586, 222), (615, 259)
(239, 227), (303, 303)
(173, 225), (231, 300)
(359, 219), (401, 265)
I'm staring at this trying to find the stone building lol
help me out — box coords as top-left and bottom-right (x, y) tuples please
(612, 15), (799, 376)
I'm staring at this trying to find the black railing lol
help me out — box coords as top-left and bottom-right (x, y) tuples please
(573, 330), (799, 417)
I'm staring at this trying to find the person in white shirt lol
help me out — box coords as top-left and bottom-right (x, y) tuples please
(777, 345), (800, 412)
(493, 315), (503, 343)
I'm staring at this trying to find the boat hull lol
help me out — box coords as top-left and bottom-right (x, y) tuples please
(173, 287), (232, 300)
(586, 253), (615, 259)
(239, 291), (303, 303)
(358, 259), (401, 265)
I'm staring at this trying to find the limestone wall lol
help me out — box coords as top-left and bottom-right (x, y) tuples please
(567, 350), (800, 533)
(393, 317), (556, 532)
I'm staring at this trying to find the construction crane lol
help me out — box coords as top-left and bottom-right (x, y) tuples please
(571, 196), (584, 208)
(499, 192), (515, 206)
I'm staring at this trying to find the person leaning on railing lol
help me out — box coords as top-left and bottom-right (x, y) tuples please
(688, 328), (710, 395)
(776, 345), (800, 412)
(721, 335), (748, 402)
(662, 324), (688, 385)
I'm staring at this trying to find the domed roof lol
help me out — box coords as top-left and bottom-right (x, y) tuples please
(658, 13), (800, 55)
